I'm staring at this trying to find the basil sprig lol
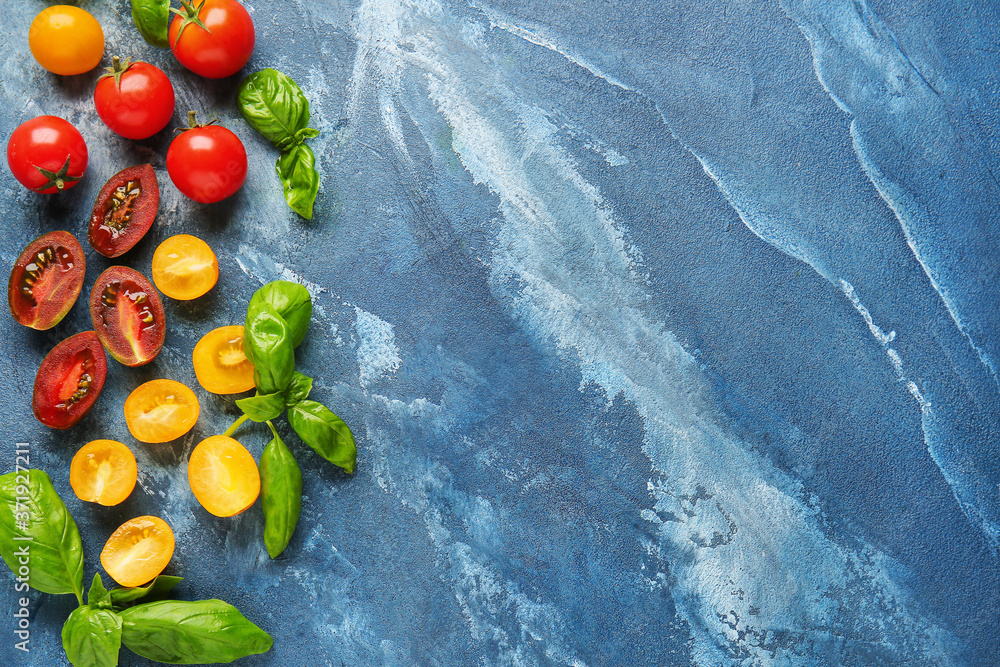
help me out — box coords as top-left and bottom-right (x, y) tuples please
(237, 69), (321, 218)
(130, 0), (171, 48)
(0, 469), (84, 602)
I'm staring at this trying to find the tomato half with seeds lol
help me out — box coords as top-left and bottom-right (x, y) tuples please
(192, 325), (255, 393)
(88, 164), (159, 258)
(90, 266), (165, 366)
(124, 379), (200, 443)
(188, 435), (260, 517)
(8, 230), (85, 330)
(169, 0), (255, 79)
(7, 116), (88, 194)
(101, 516), (175, 587)
(70, 440), (137, 506)
(94, 57), (176, 140)
(32, 331), (107, 429)
(151, 234), (218, 300)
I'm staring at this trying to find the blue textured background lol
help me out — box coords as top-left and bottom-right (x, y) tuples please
(1, 0), (998, 665)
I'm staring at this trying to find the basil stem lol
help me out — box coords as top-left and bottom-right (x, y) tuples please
(130, 0), (171, 48)
(288, 400), (357, 474)
(260, 422), (303, 558)
(236, 390), (286, 422)
(0, 470), (84, 602)
(249, 280), (313, 347)
(237, 68), (321, 219)
(243, 300), (296, 395)
(285, 370), (313, 407)
(120, 599), (273, 664)
(62, 605), (123, 667)
(108, 575), (183, 608)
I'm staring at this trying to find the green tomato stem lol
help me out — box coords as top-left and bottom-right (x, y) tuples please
(224, 414), (250, 438)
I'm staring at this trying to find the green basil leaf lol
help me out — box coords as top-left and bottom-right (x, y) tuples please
(0, 470), (84, 600)
(276, 143), (320, 220)
(285, 371), (313, 407)
(88, 573), (111, 609)
(236, 391), (286, 422)
(120, 599), (273, 664)
(108, 575), (183, 608)
(237, 68), (317, 149)
(249, 281), (312, 347)
(260, 430), (303, 558)
(288, 400), (357, 474)
(62, 605), (122, 667)
(130, 0), (170, 48)
(243, 300), (296, 395)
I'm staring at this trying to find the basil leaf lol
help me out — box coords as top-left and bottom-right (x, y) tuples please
(108, 575), (183, 608)
(236, 391), (286, 422)
(62, 605), (122, 667)
(288, 400), (357, 474)
(249, 281), (312, 347)
(243, 300), (296, 395)
(285, 371), (313, 407)
(276, 143), (320, 220)
(130, 0), (170, 48)
(260, 429), (303, 558)
(88, 573), (111, 609)
(120, 599), (273, 664)
(0, 470), (84, 600)
(237, 68), (317, 149)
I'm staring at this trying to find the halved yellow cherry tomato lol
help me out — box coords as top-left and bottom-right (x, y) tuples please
(70, 440), (137, 506)
(124, 379), (200, 443)
(188, 435), (260, 517)
(192, 325), (256, 394)
(151, 234), (219, 300)
(29, 6), (105, 76)
(101, 516), (174, 587)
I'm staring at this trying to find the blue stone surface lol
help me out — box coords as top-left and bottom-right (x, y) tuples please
(1, 0), (998, 665)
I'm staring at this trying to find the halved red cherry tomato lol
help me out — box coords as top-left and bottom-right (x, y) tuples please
(151, 234), (218, 300)
(29, 5), (104, 76)
(192, 325), (255, 393)
(32, 331), (107, 429)
(94, 57), (176, 140)
(8, 230), (85, 330)
(6, 116), (88, 194)
(188, 435), (260, 517)
(101, 516), (175, 587)
(88, 164), (159, 258)
(166, 114), (247, 203)
(124, 379), (200, 443)
(70, 440), (137, 506)
(90, 266), (166, 366)
(169, 0), (254, 79)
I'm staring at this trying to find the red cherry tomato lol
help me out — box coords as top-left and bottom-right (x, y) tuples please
(94, 57), (175, 140)
(33, 331), (108, 429)
(6, 116), (88, 194)
(166, 115), (247, 203)
(169, 0), (255, 79)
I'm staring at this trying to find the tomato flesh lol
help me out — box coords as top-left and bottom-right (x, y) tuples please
(188, 435), (260, 517)
(166, 124), (247, 203)
(193, 325), (256, 394)
(8, 230), (85, 330)
(70, 440), (137, 506)
(29, 6), (104, 76)
(6, 116), (88, 194)
(32, 331), (107, 429)
(169, 0), (255, 79)
(124, 379), (200, 443)
(89, 165), (160, 258)
(151, 234), (219, 299)
(94, 60), (175, 140)
(101, 516), (175, 588)
(90, 266), (166, 366)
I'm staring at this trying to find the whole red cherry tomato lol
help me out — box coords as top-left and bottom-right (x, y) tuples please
(6, 116), (88, 194)
(166, 112), (247, 203)
(169, 0), (255, 79)
(94, 57), (175, 140)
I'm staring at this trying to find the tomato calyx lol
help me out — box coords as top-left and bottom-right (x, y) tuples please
(170, 0), (212, 47)
(177, 110), (219, 133)
(33, 155), (82, 193)
(98, 56), (134, 90)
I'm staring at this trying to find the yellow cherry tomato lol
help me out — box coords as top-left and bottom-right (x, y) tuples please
(70, 440), (137, 506)
(124, 379), (200, 443)
(192, 325), (256, 394)
(101, 516), (174, 587)
(151, 234), (219, 300)
(28, 6), (105, 76)
(188, 435), (260, 517)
